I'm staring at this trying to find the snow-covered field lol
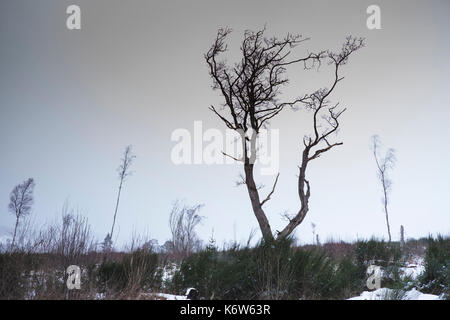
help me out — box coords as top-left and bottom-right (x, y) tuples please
(348, 256), (444, 300)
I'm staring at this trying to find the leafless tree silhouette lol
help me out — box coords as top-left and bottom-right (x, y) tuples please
(372, 135), (396, 243)
(205, 27), (364, 241)
(110, 145), (135, 243)
(8, 178), (35, 249)
(169, 200), (204, 258)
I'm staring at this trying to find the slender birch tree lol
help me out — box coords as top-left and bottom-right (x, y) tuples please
(109, 145), (135, 242)
(8, 178), (35, 249)
(372, 135), (396, 243)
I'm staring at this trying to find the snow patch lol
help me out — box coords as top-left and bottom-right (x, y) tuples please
(154, 293), (187, 300)
(399, 256), (425, 280)
(348, 288), (441, 300)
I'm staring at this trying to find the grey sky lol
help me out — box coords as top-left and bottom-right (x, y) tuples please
(1, 0), (449, 247)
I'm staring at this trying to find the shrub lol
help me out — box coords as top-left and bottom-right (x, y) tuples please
(97, 248), (161, 297)
(170, 242), (257, 299)
(171, 238), (366, 300)
(328, 255), (366, 299)
(354, 238), (402, 268)
(0, 253), (29, 299)
(419, 235), (450, 298)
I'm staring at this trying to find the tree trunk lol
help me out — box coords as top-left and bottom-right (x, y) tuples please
(110, 180), (123, 239)
(384, 200), (392, 243)
(277, 149), (311, 240)
(382, 178), (392, 243)
(244, 162), (274, 242)
(11, 215), (19, 249)
(400, 225), (405, 250)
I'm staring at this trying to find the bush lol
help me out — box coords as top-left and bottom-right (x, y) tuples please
(171, 242), (258, 299)
(328, 255), (366, 299)
(419, 235), (450, 298)
(170, 238), (366, 300)
(97, 248), (161, 297)
(0, 253), (29, 299)
(354, 238), (402, 268)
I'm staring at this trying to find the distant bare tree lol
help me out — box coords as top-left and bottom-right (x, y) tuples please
(205, 27), (364, 241)
(40, 203), (95, 299)
(56, 205), (95, 266)
(169, 200), (204, 258)
(109, 145), (135, 243)
(311, 222), (316, 244)
(400, 225), (405, 250)
(8, 178), (35, 249)
(372, 135), (396, 243)
(29, 202), (95, 259)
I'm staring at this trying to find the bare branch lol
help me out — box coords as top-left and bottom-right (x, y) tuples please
(260, 173), (280, 207)
(222, 151), (243, 163)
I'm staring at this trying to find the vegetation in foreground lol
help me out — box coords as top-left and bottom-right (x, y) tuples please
(1, 232), (448, 300)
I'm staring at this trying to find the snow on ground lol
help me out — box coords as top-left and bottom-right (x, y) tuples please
(349, 256), (444, 300)
(140, 288), (196, 300)
(161, 263), (178, 285)
(94, 293), (106, 300)
(154, 293), (187, 300)
(402, 288), (442, 300)
(151, 288), (196, 300)
(93, 292), (187, 300)
(348, 288), (441, 300)
(399, 256), (425, 280)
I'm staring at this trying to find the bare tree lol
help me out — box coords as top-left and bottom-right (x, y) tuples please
(27, 202), (95, 259)
(205, 27), (364, 241)
(400, 225), (405, 250)
(56, 204), (95, 266)
(372, 135), (396, 243)
(109, 145), (135, 243)
(169, 200), (204, 258)
(311, 222), (316, 244)
(42, 203), (95, 299)
(8, 178), (35, 249)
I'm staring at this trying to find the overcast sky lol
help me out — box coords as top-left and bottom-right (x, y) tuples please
(1, 0), (449, 248)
